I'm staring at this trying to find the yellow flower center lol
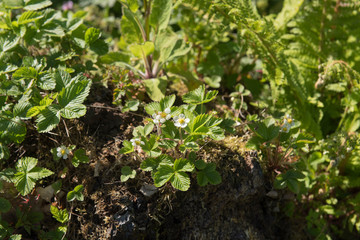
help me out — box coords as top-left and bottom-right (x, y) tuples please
(287, 118), (293, 124)
(178, 118), (185, 124)
(135, 140), (141, 145)
(283, 127), (288, 132)
(61, 149), (66, 155)
(160, 112), (167, 118)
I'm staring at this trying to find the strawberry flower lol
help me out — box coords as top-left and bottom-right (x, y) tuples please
(173, 114), (190, 128)
(57, 146), (70, 159)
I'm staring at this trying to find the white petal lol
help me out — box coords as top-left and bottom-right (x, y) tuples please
(141, 141), (144, 145)
(185, 118), (190, 123)
(174, 122), (180, 127)
(57, 147), (61, 151)
(130, 139), (135, 143)
(173, 116), (179, 121)
(57, 152), (62, 157)
(63, 154), (68, 159)
(154, 119), (159, 124)
(160, 118), (165, 123)
(152, 113), (157, 118)
(166, 115), (171, 120)
(179, 114), (185, 118)
(156, 115), (161, 120)
(165, 108), (171, 114)
(132, 142), (137, 146)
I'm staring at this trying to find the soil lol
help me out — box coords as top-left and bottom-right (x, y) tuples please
(4, 83), (304, 240)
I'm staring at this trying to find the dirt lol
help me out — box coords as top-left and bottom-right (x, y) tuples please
(3, 83), (303, 240)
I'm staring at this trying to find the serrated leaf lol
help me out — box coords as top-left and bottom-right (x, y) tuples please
(37, 72), (56, 90)
(50, 205), (69, 224)
(13, 157), (53, 196)
(18, 11), (43, 25)
(72, 149), (89, 167)
(195, 160), (207, 170)
(2, 0), (24, 9)
(174, 158), (194, 172)
(144, 102), (161, 115)
(133, 122), (154, 137)
(0, 114), (27, 143)
(119, 140), (134, 154)
(58, 79), (91, 108)
(13, 67), (37, 79)
(67, 185), (84, 202)
(197, 162), (221, 186)
(85, 27), (101, 45)
(9, 235), (22, 240)
(122, 99), (139, 112)
(54, 70), (72, 91)
(160, 95), (176, 111)
(0, 34), (20, 52)
(121, 166), (136, 182)
(0, 198), (11, 213)
(154, 164), (174, 187)
(182, 85), (218, 105)
(61, 103), (87, 119)
(171, 172), (190, 191)
(89, 39), (108, 55)
(24, 0), (52, 10)
(140, 158), (160, 171)
(36, 105), (61, 132)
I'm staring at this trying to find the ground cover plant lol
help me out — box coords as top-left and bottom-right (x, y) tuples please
(0, 0), (359, 239)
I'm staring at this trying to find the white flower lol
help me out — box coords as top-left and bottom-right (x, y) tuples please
(57, 146), (70, 159)
(152, 108), (172, 124)
(283, 114), (295, 126)
(280, 123), (291, 133)
(173, 114), (190, 128)
(130, 138), (144, 147)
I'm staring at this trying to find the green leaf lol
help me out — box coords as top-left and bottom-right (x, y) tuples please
(149, 0), (172, 32)
(144, 102), (161, 116)
(18, 11), (43, 25)
(24, 0), (52, 10)
(61, 103), (87, 119)
(190, 114), (211, 134)
(36, 105), (61, 132)
(182, 85), (218, 105)
(58, 79), (91, 108)
(13, 157), (53, 196)
(142, 134), (161, 157)
(171, 172), (190, 191)
(120, 166), (136, 182)
(54, 70), (72, 91)
(154, 164), (174, 187)
(141, 158), (160, 171)
(72, 149), (89, 167)
(129, 41), (155, 58)
(0, 116), (26, 143)
(0, 34), (20, 52)
(13, 67), (38, 80)
(160, 95), (176, 111)
(37, 72), (56, 90)
(122, 99), (139, 112)
(119, 140), (134, 154)
(0, 198), (11, 213)
(9, 235), (22, 240)
(126, 0), (139, 12)
(89, 39), (108, 55)
(195, 159), (207, 170)
(50, 205), (68, 224)
(2, 0), (24, 9)
(133, 122), (154, 137)
(173, 158), (194, 172)
(143, 78), (167, 101)
(0, 143), (10, 160)
(204, 75), (221, 88)
(196, 162), (221, 186)
(99, 52), (130, 64)
(67, 185), (84, 202)
(85, 27), (101, 45)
